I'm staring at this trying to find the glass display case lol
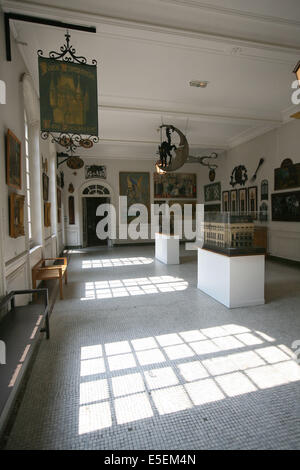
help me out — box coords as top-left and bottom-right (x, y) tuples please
(202, 212), (265, 256)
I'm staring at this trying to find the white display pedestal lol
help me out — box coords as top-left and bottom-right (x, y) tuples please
(197, 248), (265, 308)
(155, 233), (180, 265)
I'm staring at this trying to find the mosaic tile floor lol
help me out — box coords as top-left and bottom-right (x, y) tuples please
(4, 245), (300, 449)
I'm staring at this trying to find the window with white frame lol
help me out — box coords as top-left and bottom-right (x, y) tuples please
(24, 112), (32, 240)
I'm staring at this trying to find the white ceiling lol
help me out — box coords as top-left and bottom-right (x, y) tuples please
(2, 0), (300, 159)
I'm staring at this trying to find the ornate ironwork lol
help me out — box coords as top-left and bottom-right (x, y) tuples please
(38, 31), (97, 65)
(156, 125), (189, 173)
(230, 165), (248, 187)
(38, 31), (99, 153)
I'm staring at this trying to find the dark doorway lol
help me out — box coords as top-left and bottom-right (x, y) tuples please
(83, 197), (110, 247)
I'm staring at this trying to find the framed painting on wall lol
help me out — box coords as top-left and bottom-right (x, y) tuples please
(57, 188), (61, 209)
(261, 180), (268, 200)
(119, 172), (150, 222)
(153, 173), (197, 198)
(222, 191), (230, 212)
(204, 182), (221, 202)
(9, 192), (25, 238)
(85, 165), (107, 179)
(230, 189), (238, 213)
(43, 173), (49, 201)
(44, 202), (51, 227)
(69, 196), (75, 225)
(238, 188), (248, 213)
(248, 186), (258, 219)
(274, 163), (300, 191)
(272, 191), (300, 221)
(6, 129), (22, 189)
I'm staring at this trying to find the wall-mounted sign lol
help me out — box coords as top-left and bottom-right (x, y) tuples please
(39, 57), (98, 136)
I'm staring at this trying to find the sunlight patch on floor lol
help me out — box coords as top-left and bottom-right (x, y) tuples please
(78, 323), (299, 435)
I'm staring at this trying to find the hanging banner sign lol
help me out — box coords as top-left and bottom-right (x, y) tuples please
(38, 57), (98, 136)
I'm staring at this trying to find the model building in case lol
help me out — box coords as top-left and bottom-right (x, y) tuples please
(203, 213), (265, 256)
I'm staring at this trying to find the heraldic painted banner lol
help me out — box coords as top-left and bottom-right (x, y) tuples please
(38, 57), (98, 135)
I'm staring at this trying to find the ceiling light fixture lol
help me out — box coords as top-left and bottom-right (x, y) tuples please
(189, 80), (209, 88)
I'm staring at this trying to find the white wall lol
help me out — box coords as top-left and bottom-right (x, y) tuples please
(62, 157), (207, 246)
(206, 119), (300, 261)
(0, 7), (63, 302)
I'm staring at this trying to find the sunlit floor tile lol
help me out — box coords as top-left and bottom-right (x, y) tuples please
(185, 378), (225, 405)
(81, 344), (103, 360)
(179, 330), (206, 342)
(255, 345), (291, 364)
(136, 348), (166, 366)
(164, 344), (195, 360)
(230, 350), (266, 370)
(222, 324), (250, 335)
(202, 356), (238, 376)
(105, 341), (131, 356)
(79, 401), (112, 435)
(108, 353), (136, 371)
(178, 361), (209, 382)
(151, 385), (192, 415)
(112, 372), (145, 397)
(245, 364), (289, 389)
(212, 335), (244, 351)
(80, 379), (109, 404)
(144, 367), (179, 390)
(200, 326), (227, 339)
(155, 333), (183, 347)
(80, 358), (106, 377)
(215, 372), (257, 397)
(131, 337), (158, 351)
(114, 393), (153, 424)
(190, 340), (219, 355)
(235, 333), (263, 346)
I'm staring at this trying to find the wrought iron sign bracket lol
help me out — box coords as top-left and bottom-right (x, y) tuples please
(4, 12), (96, 62)
(57, 152), (70, 169)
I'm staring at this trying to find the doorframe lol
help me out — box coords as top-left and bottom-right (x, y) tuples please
(79, 179), (114, 247)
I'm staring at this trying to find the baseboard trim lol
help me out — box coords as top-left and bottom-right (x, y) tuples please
(267, 255), (300, 268)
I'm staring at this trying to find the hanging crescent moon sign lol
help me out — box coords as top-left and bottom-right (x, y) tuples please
(156, 125), (189, 172)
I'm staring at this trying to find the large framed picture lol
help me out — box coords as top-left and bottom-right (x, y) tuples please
(248, 186), (258, 219)
(43, 173), (49, 201)
(119, 172), (150, 222)
(153, 173), (197, 198)
(204, 182), (221, 202)
(222, 191), (230, 212)
(9, 192), (25, 238)
(6, 129), (22, 189)
(272, 191), (300, 221)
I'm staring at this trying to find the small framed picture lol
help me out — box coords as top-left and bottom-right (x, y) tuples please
(9, 192), (25, 238)
(248, 186), (258, 219)
(238, 188), (248, 213)
(43, 173), (49, 201)
(222, 191), (230, 212)
(44, 202), (51, 227)
(57, 188), (61, 209)
(230, 189), (238, 213)
(6, 129), (22, 189)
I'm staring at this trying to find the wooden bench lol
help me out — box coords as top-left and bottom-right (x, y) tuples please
(32, 257), (68, 300)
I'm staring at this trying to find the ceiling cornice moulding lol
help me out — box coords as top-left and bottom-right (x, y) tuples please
(159, 0), (300, 29)
(3, 0), (300, 59)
